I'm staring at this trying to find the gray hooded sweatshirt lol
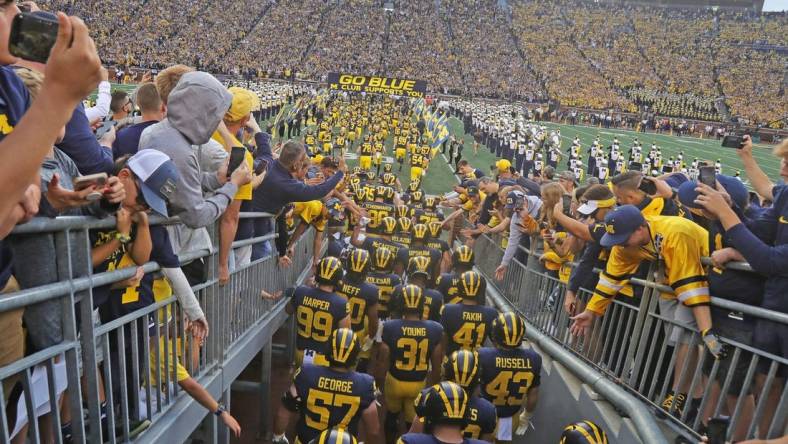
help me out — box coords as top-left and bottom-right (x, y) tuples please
(139, 71), (237, 229)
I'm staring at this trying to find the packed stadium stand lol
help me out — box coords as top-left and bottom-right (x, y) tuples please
(2, 1), (788, 444)
(42, 0), (786, 127)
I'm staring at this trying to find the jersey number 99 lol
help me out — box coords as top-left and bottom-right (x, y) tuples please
(297, 307), (333, 341)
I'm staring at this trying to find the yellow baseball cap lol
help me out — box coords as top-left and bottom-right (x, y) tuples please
(225, 87), (256, 122)
(495, 159), (512, 171)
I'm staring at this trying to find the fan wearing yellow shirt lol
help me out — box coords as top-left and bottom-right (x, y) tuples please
(211, 87), (262, 286)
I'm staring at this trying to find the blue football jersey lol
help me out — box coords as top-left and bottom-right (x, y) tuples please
(478, 346), (542, 418)
(382, 318), (443, 382)
(293, 364), (376, 443)
(336, 276), (379, 333)
(440, 304), (497, 353)
(290, 286), (349, 355)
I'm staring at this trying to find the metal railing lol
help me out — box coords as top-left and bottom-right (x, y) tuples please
(0, 213), (315, 444)
(473, 232), (788, 443)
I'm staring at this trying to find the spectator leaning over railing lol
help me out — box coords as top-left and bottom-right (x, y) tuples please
(569, 205), (727, 359)
(676, 174), (760, 441)
(494, 189), (542, 281)
(211, 86), (267, 284)
(140, 70), (251, 228)
(251, 140), (345, 263)
(694, 136), (788, 438)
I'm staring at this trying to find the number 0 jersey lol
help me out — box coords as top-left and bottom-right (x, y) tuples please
(291, 286), (349, 355)
(294, 364), (376, 443)
(382, 318), (443, 382)
(335, 277), (379, 334)
(478, 346), (542, 418)
(440, 303), (497, 353)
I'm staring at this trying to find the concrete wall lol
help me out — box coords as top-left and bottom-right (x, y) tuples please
(515, 341), (644, 444)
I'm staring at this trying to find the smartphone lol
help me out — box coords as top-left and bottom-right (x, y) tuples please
(73, 172), (108, 201)
(95, 119), (116, 140)
(9, 12), (59, 63)
(227, 146), (246, 178)
(699, 166), (717, 188)
(721, 134), (744, 149)
(254, 159), (268, 175)
(638, 177), (657, 195)
(706, 416), (730, 444)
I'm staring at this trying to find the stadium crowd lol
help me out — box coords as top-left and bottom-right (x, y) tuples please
(1, 1), (787, 444)
(40, 0), (785, 127)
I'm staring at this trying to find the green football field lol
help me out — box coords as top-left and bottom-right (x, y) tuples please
(98, 81), (782, 194)
(262, 112), (784, 197)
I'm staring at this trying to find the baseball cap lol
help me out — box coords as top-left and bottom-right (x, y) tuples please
(466, 186), (480, 197)
(577, 196), (616, 216)
(600, 205), (645, 247)
(495, 159), (512, 172)
(225, 87), (256, 121)
(325, 198), (344, 219)
(504, 190), (525, 210)
(677, 174), (748, 211)
(127, 150), (179, 217)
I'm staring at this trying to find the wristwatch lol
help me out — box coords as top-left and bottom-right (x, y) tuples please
(214, 403), (226, 417)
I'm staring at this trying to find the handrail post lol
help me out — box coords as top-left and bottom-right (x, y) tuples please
(626, 262), (660, 388)
(75, 228), (104, 443)
(55, 229), (86, 443)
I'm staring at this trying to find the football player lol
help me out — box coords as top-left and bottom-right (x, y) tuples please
(390, 257), (444, 322)
(559, 420), (609, 444)
(398, 382), (486, 444)
(365, 247), (401, 321)
(410, 350), (497, 442)
(310, 428), (358, 444)
(436, 246), (477, 305)
(351, 216), (406, 264)
(379, 285), (444, 442)
(425, 220), (451, 274)
(287, 256), (350, 367)
(478, 313), (542, 443)
(273, 329), (379, 444)
(361, 185), (396, 235)
(336, 249), (379, 373)
(396, 224), (441, 285)
(441, 271), (497, 353)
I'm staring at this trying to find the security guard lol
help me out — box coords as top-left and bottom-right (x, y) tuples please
(287, 256), (350, 367)
(273, 329), (379, 444)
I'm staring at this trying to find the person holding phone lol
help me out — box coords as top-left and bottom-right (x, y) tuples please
(0, 3), (102, 234)
(211, 87), (264, 284)
(694, 138), (788, 438)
